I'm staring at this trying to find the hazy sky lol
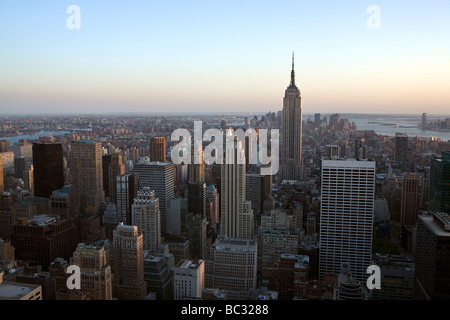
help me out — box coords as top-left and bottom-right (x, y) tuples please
(1, 0), (449, 115)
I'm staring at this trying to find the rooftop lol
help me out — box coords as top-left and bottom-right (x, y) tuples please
(0, 282), (41, 299)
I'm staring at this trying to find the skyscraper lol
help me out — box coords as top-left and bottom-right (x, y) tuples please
(395, 132), (408, 168)
(116, 173), (140, 225)
(150, 137), (166, 162)
(280, 53), (303, 182)
(188, 145), (205, 183)
(108, 150), (125, 204)
(133, 161), (175, 235)
(0, 154), (4, 195)
(414, 212), (450, 299)
(319, 158), (376, 284)
(429, 151), (450, 214)
(220, 133), (253, 239)
(400, 173), (420, 228)
(69, 140), (105, 217)
(113, 223), (147, 300)
(421, 112), (428, 130)
(132, 187), (161, 253)
(32, 142), (64, 199)
(188, 181), (206, 217)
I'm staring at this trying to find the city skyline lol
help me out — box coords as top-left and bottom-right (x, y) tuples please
(1, 1), (449, 115)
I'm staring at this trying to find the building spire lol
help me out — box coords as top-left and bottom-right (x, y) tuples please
(290, 51), (296, 87)
(292, 51), (294, 70)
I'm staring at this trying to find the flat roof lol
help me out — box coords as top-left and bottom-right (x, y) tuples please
(0, 282), (41, 299)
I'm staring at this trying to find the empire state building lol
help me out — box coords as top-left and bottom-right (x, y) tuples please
(280, 53), (303, 182)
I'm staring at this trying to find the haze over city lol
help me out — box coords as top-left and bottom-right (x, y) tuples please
(1, 0), (449, 115)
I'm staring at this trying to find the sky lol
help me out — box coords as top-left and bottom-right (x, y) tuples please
(0, 0), (449, 116)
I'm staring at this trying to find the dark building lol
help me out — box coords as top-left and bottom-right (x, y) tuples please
(394, 133), (408, 169)
(102, 154), (112, 199)
(11, 215), (78, 271)
(188, 182), (206, 217)
(429, 151), (450, 214)
(74, 213), (106, 244)
(14, 156), (27, 180)
(150, 137), (166, 162)
(414, 212), (450, 299)
(0, 139), (9, 153)
(116, 173), (140, 225)
(32, 142), (64, 199)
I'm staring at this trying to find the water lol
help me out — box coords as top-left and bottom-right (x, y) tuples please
(306, 113), (450, 142)
(346, 114), (450, 141)
(2, 130), (72, 145)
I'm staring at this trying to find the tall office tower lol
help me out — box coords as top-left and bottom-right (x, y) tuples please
(394, 132), (408, 168)
(166, 197), (189, 235)
(113, 223), (147, 300)
(220, 134), (254, 239)
(204, 236), (257, 300)
(429, 151), (450, 214)
(150, 137), (166, 162)
(205, 184), (219, 235)
(314, 113), (321, 126)
(191, 214), (208, 260)
(69, 140), (105, 217)
(421, 112), (428, 130)
(102, 202), (118, 240)
(23, 164), (34, 193)
(102, 154), (112, 199)
(246, 173), (263, 216)
(32, 142), (64, 199)
(319, 158), (376, 284)
(372, 253), (415, 300)
(131, 187), (161, 253)
(275, 254), (310, 300)
(414, 212), (450, 299)
(133, 161), (175, 235)
(108, 151), (125, 204)
(0, 154), (4, 195)
(11, 215), (78, 271)
(188, 145), (205, 183)
(279, 53), (302, 182)
(333, 263), (368, 300)
(188, 182), (206, 217)
(14, 156), (26, 180)
(116, 173), (140, 225)
(173, 259), (205, 300)
(400, 173), (420, 228)
(71, 242), (112, 300)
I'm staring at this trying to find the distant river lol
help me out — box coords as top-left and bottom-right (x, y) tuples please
(1, 129), (90, 145)
(304, 113), (450, 142)
(346, 114), (450, 141)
